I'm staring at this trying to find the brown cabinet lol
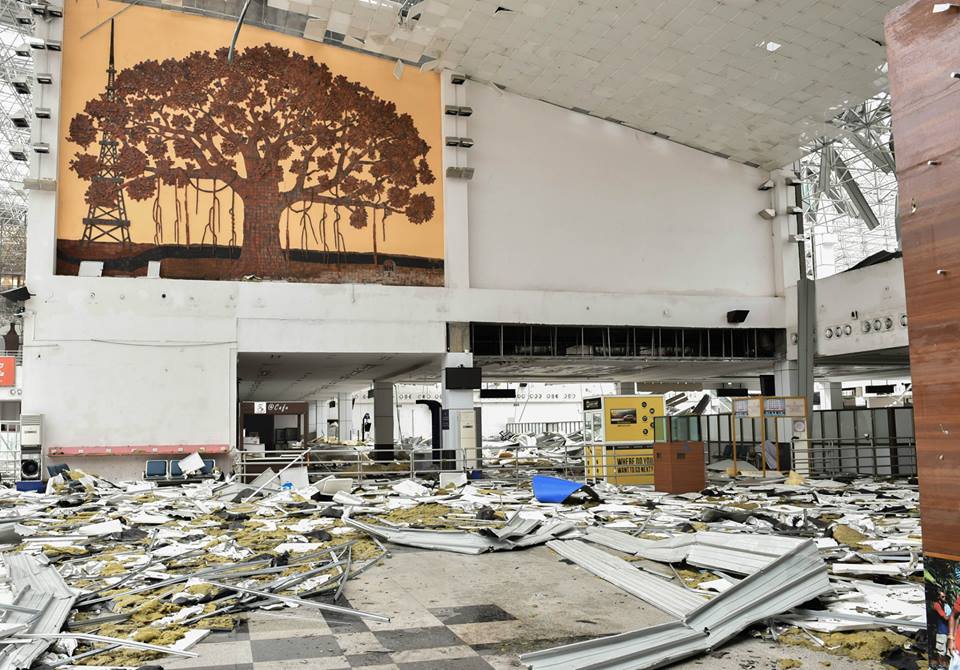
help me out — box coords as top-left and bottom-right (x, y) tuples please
(653, 441), (705, 494)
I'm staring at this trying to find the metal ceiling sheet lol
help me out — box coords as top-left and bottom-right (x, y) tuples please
(0, 553), (78, 670)
(521, 541), (831, 670)
(546, 540), (707, 619)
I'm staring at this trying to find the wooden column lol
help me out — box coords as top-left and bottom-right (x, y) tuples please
(886, 1), (960, 662)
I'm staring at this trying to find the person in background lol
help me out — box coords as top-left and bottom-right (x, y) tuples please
(361, 413), (372, 441)
(933, 590), (952, 669)
(951, 592), (960, 670)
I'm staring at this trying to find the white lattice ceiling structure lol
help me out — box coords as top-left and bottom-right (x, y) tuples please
(214, 0), (901, 169)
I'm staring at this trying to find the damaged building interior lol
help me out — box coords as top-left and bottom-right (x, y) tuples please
(0, 0), (956, 668)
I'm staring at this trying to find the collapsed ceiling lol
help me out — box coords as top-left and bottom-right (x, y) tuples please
(139, 0), (901, 169)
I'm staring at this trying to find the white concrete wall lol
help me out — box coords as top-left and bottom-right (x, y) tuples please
(20, 17), (788, 470)
(815, 258), (908, 356)
(466, 84), (777, 298)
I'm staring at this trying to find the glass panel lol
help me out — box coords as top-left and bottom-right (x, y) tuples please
(653, 416), (668, 442)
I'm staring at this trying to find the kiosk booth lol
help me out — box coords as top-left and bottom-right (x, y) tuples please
(583, 394), (665, 485)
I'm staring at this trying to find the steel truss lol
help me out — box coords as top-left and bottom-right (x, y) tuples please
(797, 92), (899, 279)
(0, 0), (31, 291)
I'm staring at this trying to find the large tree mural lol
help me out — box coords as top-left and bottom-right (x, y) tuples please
(66, 43), (437, 279)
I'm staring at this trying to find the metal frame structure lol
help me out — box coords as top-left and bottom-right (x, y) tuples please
(0, 1), (30, 292)
(798, 92), (899, 279)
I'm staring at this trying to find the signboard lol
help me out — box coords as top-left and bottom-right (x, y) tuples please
(583, 397), (602, 411)
(241, 402), (307, 415)
(0, 356), (15, 387)
(785, 397), (807, 417)
(760, 397), (807, 417)
(763, 397), (786, 416)
(733, 397), (762, 417)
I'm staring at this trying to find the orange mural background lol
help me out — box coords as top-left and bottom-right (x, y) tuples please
(56, 1), (444, 284)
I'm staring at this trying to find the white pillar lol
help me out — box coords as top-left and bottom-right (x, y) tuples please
(373, 381), (394, 461)
(823, 381), (844, 410)
(441, 352), (474, 471)
(337, 392), (353, 442)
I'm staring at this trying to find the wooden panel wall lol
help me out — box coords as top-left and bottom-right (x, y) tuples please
(886, 0), (960, 560)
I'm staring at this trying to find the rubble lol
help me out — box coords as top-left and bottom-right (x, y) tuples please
(0, 465), (925, 669)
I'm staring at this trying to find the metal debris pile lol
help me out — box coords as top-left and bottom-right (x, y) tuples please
(0, 468), (392, 669)
(0, 466), (924, 670)
(337, 473), (925, 669)
(482, 430), (584, 468)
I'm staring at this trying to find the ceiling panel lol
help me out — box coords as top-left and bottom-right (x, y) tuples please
(142, 0), (900, 169)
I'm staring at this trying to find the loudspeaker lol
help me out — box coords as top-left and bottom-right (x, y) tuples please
(20, 448), (40, 481)
(726, 310), (750, 324)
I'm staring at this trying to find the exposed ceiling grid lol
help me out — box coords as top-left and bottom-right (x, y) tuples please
(157, 0), (898, 167)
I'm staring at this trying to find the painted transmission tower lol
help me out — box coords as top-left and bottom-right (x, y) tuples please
(81, 20), (130, 245)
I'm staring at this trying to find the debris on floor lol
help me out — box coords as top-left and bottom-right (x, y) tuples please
(0, 467), (924, 669)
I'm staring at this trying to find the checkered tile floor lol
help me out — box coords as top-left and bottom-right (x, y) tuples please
(164, 598), (539, 670)
(161, 545), (623, 670)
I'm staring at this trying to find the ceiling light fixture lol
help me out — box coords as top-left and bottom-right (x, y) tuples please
(765, 41), (782, 52)
(933, 3), (960, 12)
(758, 209), (776, 220)
(30, 3), (63, 19)
(23, 177), (56, 191)
(444, 136), (474, 148)
(446, 166), (475, 180)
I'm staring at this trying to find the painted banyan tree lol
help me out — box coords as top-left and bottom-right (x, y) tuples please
(67, 43), (436, 277)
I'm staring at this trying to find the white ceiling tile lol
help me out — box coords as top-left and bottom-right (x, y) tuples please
(164, 0), (903, 169)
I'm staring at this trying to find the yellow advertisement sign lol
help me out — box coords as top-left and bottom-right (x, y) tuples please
(586, 445), (654, 485)
(603, 396), (664, 444)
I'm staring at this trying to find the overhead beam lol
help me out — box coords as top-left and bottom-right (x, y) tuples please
(831, 150), (882, 230)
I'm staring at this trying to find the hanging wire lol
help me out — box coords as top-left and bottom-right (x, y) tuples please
(181, 183), (191, 246)
(229, 190), (237, 248)
(173, 184), (182, 245)
(201, 178), (222, 247)
(151, 176), (163, 245)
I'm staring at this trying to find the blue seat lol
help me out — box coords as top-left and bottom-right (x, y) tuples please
(169, 460), (184, 478)
(144, 460), (167, 479)
(201, 459), (216, 476)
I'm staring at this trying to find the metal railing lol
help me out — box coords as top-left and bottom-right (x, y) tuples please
(504, 421), (583, 435)
(234, 444), (588, 486)
(703, 436), (917, 477)
(794, 437), (917, 477)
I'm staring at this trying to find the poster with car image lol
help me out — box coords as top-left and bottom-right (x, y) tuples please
(609, 408), (638, 425)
